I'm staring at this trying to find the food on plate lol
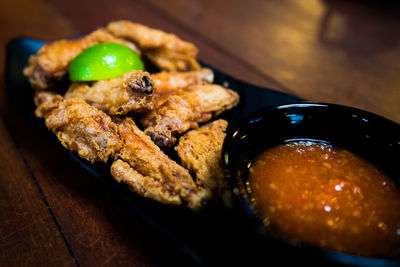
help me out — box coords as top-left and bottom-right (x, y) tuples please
(107, 20), (200, 71)
(36, 94), (122, 163)
(64, 70), (154, 115)
(142, 84), (239, 147)
(249, 140), (400, 257)
(24, 20), (200, 89)
(24, 20), (239, 209)
(175, 119), (229, 201)
(23, 29), (139, 90)
(68, 43), (144, 82)
(152, 68), (214, 95)
(111, 118), (207, 209)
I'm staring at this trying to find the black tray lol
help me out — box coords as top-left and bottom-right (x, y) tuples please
(5, 37), (306, 266)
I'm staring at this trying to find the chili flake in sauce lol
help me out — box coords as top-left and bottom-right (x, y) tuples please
(249, 140), (400, 258)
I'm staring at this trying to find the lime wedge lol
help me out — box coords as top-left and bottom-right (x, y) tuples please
(69, 43), (144, 82)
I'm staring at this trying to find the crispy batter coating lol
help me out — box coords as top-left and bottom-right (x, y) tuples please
(64, 70), (154, 115)
(111, 118), (206, 209)
(38, 96), (122, 163)
(152, 68), (214, 95)
(107, 21), (200, 71)
(111, 159), (182, 205)
(142, 84), (239, 147)
(34, 91), (64, 118)
(175, 120), (228, 201)
(23, 29), (139, 90)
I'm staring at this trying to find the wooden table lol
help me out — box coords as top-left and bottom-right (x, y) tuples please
(1, 0), (399, 266)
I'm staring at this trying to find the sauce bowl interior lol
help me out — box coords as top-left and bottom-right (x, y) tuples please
(222, 102), (400, 266)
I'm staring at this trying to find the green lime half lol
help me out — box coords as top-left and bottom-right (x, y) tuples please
(69, 43), (144, 82)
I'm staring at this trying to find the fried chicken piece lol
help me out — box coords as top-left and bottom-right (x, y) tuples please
(107, 21), (200, 71)
(142, 84), (239, 147)
(152, 68), (214, 96)
(34, 91), (64, 118)
(175, 120), (228, 202)
(64, 70), (154, 115)
(23, 29), (139, 90)
(37, 95), (122, 163)
(111, 160), (181, 205)
(111, 118), (207, 209)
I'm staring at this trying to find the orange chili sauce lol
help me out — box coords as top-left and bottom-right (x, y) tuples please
(249, 140), (400, 258)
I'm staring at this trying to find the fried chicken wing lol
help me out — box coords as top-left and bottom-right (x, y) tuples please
(37, 95), (122, 163)
(142, 84), (239, 147)
(175, 120), (228, 201)
(64, 70), (154, 115)
(23, 29), (139, 90)
(111, 159), (182, 205)
(34, 91), (64, 118)
(111, 118), (204, 209)
(107, 21), (200, 71)
(111, 118), (206, 209)
(152, 68), (214, 95)
(111, 118), (205, 209)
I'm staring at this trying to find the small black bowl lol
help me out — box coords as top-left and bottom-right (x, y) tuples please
(222, 102), (400, 266)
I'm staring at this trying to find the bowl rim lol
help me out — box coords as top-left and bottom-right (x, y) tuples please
(222, 101), (400, 266)
(225, 101), (400, 133)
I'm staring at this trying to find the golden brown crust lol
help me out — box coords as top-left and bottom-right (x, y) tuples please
(113, 118), (207, 209)
(152, 68), (214, 95)
(142, 84), (239, 147)
(111, 159), (182, 205)
(40, 96), (122, 163)
(175, 120), (229, 201)
(107, 21), (200, 71)
(34, 91), (64, 118)
(64, 70), (154, 115)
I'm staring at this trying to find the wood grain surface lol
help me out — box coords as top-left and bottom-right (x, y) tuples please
(0, 0), (399, 266)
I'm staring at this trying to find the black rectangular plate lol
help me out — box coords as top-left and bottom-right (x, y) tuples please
(5, 37), (303, 266)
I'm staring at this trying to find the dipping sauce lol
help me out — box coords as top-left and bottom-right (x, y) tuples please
(249, 140), (400, 258)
